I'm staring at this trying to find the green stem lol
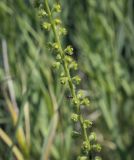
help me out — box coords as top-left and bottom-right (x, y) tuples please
(44, 0), (90, 149)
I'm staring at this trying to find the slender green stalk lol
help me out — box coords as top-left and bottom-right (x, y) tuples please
(36, 0), (102, 159)
(44, 0), (76, 98)
(44, 0), (89, 144)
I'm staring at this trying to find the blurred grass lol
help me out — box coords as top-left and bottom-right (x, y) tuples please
(0, 0), (134, 160)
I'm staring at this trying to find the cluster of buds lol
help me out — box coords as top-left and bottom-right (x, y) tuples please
(72, 90), (90, 108)
(71, 90), (101, 159)
(36, 1), (102, 160)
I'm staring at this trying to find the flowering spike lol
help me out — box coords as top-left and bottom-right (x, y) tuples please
(36, 1), (102, 158)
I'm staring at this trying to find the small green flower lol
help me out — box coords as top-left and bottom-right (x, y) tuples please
(81, 141), (89, 154)
(53, 42), (60, 51)
(53, 4), (61, 13)
(64, 45), (74, 55)
(89, 132), (96, 141)
(81, 98), (90, 106)
(59, 27), (67, 36)
(71, 113), (79, 122)
(82, 141), (89, 149)
(38, 9), (47, 18)
(83, 120), (92, 129)
(56, 54), (62, 60)
(72, 76), (81, 85)
(65, 55), (73, 63)
(77, 90), (84, 99)
(52, 62), (60, 69)
(92, 144), (101, 152)
(60, 77), (68, 85)
(42, 22), (51, 31)
(54, 18), (62, 25)
(72, 98), (79, 105)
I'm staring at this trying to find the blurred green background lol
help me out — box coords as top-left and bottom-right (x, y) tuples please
(0, 0), (134, 160)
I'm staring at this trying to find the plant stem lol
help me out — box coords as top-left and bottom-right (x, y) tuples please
(44, 0), (90, 148)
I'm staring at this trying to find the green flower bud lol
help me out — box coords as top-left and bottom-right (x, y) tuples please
(60, 77), (68, 85)
(54, 18), (62, 25)
(53, 4), (61, 13)
(52, 62), (60, 69)
(82, 141), (89, 149)
(65, 55), (73, 63)
(42, 22), (51, 31)
(72, 76), (81, 85)
(81, 141), (89, 154)
(69, 61), (78, 70)
(92, 144), (101, 152)
(83, 120), (92, 129)
(72, 98), (79, 105)
(53, 42), (60, 51)
(77, 90), (84, 99)
(89, 132), (96, 141)
(81, 98), (90, 106)
(71, 113), (79, 122)
(38, 9), (47, 18)
(95, 156), (102, 160)
(59, 27), (67, 36)
(64, 45), (74, 55)
(71, 131), (81, 138)
(56, 54), (62, 60)
(77, 156), (88, 160)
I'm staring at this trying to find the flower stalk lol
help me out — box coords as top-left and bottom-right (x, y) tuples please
(35, 0), (102, 159)
(44, 0), (88, 142)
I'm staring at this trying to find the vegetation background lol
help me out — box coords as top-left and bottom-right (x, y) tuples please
(0, 0), (134, 160)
